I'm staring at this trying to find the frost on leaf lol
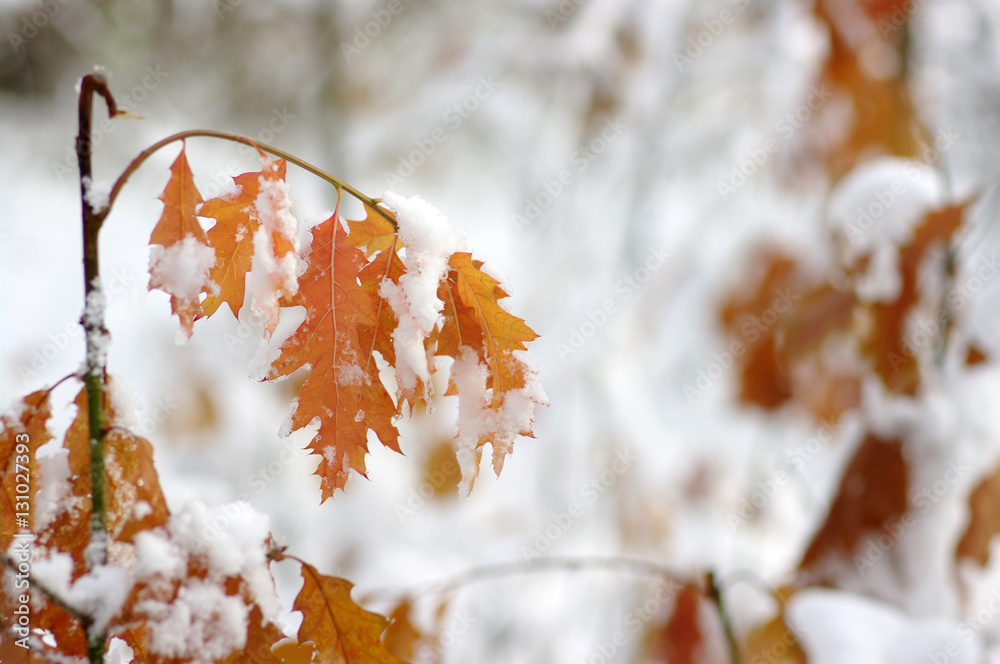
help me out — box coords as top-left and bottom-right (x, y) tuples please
(148, 146), (218, 340)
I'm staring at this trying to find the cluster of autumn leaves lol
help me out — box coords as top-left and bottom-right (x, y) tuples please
(149, 146), (541, 500)
(0, 140), (542, 660)
(0, 386), (416, 663)
(666, 1), (1000, 661)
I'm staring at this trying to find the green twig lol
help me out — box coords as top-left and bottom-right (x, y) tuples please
(76, 71), (115, 664)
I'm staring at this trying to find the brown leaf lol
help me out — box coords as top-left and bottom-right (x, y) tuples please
(199, 162), (287, 320)
(642, 584), (710, 664)
(799, 433), (909, 576)
(294, 563), (407, 664)
(266, 212), (400, 500)
(148, 146), (215, 338)
(383, 601), (422, 661)
(956, 461), (1000, 567)
(862, 203), (966, 394)
(1, 390), (52, 552)
(740, 612), (808, 664)
(965, 344), (989, 367)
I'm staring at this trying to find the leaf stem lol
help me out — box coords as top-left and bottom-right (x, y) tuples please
(100, 129), (397, 230)
(76, 72), (115, 664)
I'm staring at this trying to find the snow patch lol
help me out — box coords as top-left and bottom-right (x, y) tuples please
(452, 347), (547, 496)
(148, 235), (218, 302)
(377, 192), (467, 393)
(82, 176), (111, 214)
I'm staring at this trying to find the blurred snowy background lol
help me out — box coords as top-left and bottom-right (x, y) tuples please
(5, 0), (1000, 662)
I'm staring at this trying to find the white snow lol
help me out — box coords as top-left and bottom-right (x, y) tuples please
(451, 347), (547, 495)
(106, 637), (135, 664)
(788, 587), (981, 664)
(148, 235), (218, 302)
(81, 277), (110, 375)
(248, 159), (301, 337)
(137, 579), (250, 664)
(129, 500), (284, 662)
(133, 500), (280, 619)
(377, 192), (467, 394)
(82, 176), (111, 214)
(31, 552), (131, 636)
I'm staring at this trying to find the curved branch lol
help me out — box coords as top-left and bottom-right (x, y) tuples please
(99, 129), (397, 230)
(357, 555), (694, 604)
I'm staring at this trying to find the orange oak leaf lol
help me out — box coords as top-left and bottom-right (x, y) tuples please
(810, 0), (925, 180)
(199, 161), (288, 320)
(955, 461), (1000, 567)
(221, 605), (288, 664)
(266, 212), (400, 500)
(294, 563), (407, 664)
(35, 384), (170, 580)
(37, 387), (94, 582)
(446, 253), (539, 396)
(862, 203), (966, 395)
(346, 201), (398, 258)
(1, 389), (51, 552)
(148, 146), (217, 339)
(740, 612), (808, 664)
(105, 428), (170, 544)
(247, 157), (300, 337)
(383, 601), (422, 661)
(438, 253), (544, 485)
